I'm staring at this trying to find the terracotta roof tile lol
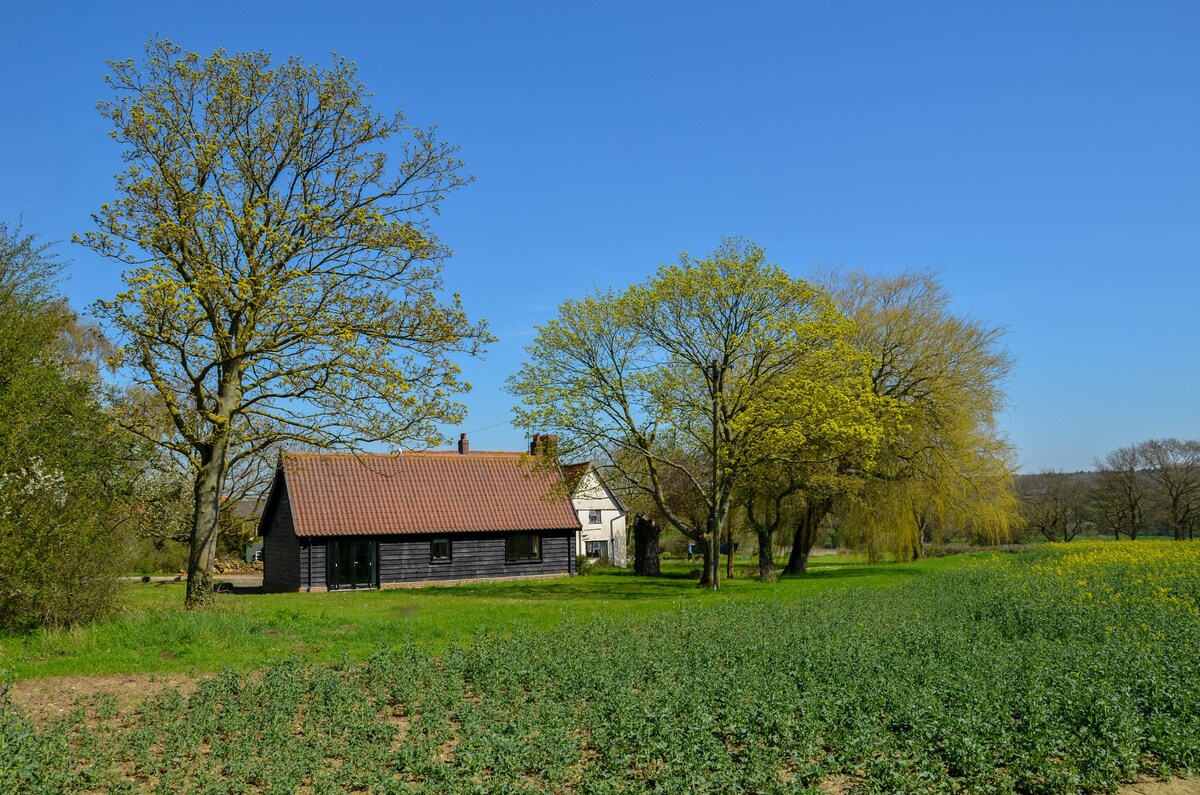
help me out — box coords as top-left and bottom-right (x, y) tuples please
(282, 451), (581, 537)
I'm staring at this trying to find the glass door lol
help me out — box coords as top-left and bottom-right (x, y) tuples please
(327, 540), (376, 590)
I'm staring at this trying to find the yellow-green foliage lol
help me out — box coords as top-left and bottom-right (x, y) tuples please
(829, 269), (1018, 558)
(509, 238), (884, 574)
(75, 38), (491, 602)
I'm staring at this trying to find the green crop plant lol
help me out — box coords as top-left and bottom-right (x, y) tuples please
(2, 542), (1197, 793)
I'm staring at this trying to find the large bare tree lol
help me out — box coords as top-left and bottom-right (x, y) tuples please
(1138, 438), (1200, 541)
(1018, 471), (1094, 542)
(1093, 445), (1151, 541)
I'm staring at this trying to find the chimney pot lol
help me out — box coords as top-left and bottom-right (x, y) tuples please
(531, 433), (542, 454)
(458, 433), (469, 455)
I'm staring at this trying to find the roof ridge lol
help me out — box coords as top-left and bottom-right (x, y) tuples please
(283, 449), (529, 459)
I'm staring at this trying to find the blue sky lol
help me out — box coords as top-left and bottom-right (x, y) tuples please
(2, 1), (1197, 472)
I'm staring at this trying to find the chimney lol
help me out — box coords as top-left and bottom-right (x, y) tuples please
(457, 433), (469, 455)
(531, 433), (558, 459)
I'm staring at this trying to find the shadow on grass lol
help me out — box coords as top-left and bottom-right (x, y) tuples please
(788, 563), (922, 582)
(209, 558), (926, 603)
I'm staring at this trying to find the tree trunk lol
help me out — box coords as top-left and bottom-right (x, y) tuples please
(756, 528), (775, 581)
(725, 524), (734, 579)
(784, 498), (831, 575)
(697, 536), (713, 587)
(784, 534), (811, 575)
(186, 439), (229, 608)
(632, 515), (661, 576)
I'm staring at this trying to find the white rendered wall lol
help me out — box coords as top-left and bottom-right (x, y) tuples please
(571, 469), (627, 566)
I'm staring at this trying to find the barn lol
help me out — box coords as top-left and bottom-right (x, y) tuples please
(257, 435), (582, 591)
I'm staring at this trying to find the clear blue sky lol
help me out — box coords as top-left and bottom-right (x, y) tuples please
(3, 1), (1197, 473)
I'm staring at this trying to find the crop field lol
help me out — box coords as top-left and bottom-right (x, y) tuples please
(2, 542), (1199, 794)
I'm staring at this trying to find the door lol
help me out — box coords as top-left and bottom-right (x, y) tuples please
(327, 540), (376, 590)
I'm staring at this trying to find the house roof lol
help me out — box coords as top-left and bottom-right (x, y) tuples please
(277, 450), (582, 537)
(561, 462), (590, 492)
(562, 461), (628, 514)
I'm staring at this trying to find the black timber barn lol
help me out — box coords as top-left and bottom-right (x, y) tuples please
(257, 440), (582, 591)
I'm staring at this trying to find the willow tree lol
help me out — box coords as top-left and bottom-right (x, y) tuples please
(509, 238), (874, 588)
(819, 270), (1017, 563)
(80, 39), (490, 606)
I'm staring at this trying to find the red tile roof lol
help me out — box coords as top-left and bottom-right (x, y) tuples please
(281, 451), (581, 537)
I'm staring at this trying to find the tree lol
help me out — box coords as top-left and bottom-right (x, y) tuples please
(80, 39), (491, 606)
(1138, 438), (1200, 541)
(631, 515), (662, 576)
(1093, 445), (1150, 540)
(1017, 471), (1094, 542)
(738, 372), (886, 579)
(822, 270), (1018, 563)
(509, 238), (878, 588)
(0, 222), (138, 629)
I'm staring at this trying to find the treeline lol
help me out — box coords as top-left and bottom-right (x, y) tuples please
(0, 223), (261, 631)
(1018, 439), (1200, 542)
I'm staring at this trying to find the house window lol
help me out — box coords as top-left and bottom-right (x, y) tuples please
(505, 534), (541, 562)
(430, 538), (452, 563)
(586, 540), (609, 559)
(587, 509), (601, 525)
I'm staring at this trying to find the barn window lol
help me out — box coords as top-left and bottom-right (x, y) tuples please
(430, 538), (452, 563)
(505, 534), (541, 562)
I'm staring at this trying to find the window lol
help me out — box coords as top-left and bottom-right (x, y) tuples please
(587, 509), (601, 525)
(506, 534), (541, 562)
(586, 540), (609, 559)
(430, 538), (452, 563)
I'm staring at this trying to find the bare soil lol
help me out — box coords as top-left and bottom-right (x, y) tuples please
(8, 673), (196, 727)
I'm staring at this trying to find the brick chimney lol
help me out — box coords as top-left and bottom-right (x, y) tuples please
(457, 432), (469, 455)
(530, 433), (558, 459)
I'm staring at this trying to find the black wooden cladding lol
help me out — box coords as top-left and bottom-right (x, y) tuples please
(295, 530), (575, 589)
(260, 464), (578, 590)
(262, 493), (300, 592)
(378, 531), (574, 584)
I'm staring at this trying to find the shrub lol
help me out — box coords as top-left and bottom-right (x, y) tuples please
(0, 222), (138, 630)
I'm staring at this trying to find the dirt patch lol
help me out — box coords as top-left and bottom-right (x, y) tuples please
(821, 774), (862, 793)
(7, 673), (196, 728)
(816, 776), (1200, 794)
(1120, 778), (1200, 795)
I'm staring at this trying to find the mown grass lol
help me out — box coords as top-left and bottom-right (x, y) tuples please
(2, 542), (1197, 793)
(0, 554), (967, 680)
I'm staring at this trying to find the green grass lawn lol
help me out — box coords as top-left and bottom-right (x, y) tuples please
(0, 554), (973, 681)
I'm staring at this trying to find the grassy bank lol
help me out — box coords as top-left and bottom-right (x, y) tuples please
(2, 542), (1198, 793)
(0, 554), (969, 681)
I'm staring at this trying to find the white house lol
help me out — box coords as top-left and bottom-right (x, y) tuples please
(564, 462), (628, 566)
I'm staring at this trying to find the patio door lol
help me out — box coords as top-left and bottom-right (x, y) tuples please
(327, 540), (376, 590)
